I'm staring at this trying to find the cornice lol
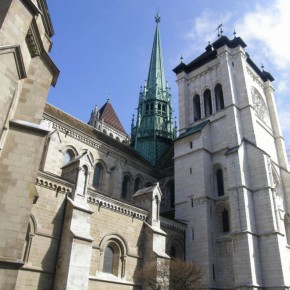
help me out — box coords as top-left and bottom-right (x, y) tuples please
(87, 191), (148, 221)
(25, 19), (59, 86)
(43, 113), (157, 176)
(36, 171), (73, 194)
(0, 45), (27, 79)
(20, 0), (41, 15)
(246, 67), (264, 89)
(160, 217), (186, 232)
(37, 0), (54, 37)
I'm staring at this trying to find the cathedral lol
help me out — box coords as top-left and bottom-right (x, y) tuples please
(0, 1), (290, 290)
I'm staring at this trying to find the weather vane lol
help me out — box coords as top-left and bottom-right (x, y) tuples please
(214, 23), (223, 38)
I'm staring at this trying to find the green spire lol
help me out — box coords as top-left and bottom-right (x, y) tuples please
(131, 14), (174, 166)
(146, 13), (167, 101)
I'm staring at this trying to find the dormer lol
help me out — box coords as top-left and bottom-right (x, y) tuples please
(133, 182), (162, 228)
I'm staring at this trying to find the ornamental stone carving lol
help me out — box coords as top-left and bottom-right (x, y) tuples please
(251, 87), (269, 124)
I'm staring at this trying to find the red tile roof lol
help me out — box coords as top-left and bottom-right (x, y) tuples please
(99, 101), (126, 134)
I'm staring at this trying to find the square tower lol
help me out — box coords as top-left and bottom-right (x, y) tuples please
(173, 35), (290, 289)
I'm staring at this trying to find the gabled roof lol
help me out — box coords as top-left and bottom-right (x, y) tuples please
(98, 100), (127, 134)
(44, 103), (153, 167)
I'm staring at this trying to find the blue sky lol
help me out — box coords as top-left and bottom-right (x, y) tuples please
(47, 0), (290, 148)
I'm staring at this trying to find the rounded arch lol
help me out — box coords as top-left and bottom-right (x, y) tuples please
(116, 136), (120, 142)
(23, 214), (37, 263)
(134, 175), (144, 193)
(166, 237), (184, 259)
(99, 233), (129, 256)
(103, 129), (107, 135)
(214, 83), (224, 111)
(92, 160), (107, 189)
(203, 88), (212, 117)
(193, 94), (201, 121)
(94, 159), (107, 172)
(29, 213), (37, 234)
(271, 164), (281, 189)
(109, 133), (114, 138)
(213, 164), (225, 197)
(217, 202), (230, 233)
(61, 144), (78, 156)
(121, 173), (133, 199)
(99, 233), (128, 278)
(61, 145), (78, 166)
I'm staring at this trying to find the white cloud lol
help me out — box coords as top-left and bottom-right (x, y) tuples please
(235, 0), (290, 70)
(183, 9), (232, 61)
(235, 0), (290, 146)
(182, 0), (290, 146)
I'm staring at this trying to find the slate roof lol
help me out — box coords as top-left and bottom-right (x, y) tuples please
(44, 103), (153, 167)
(175, 120), (210, 141)
(98, 101), (127, 134)
(173, 35), (274, 82)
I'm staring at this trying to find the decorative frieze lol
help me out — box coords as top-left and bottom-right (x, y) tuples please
(246, 67), (264, 89)
(43, 113), (157, 176)
(36, 172), (73, 193)
(87, 191), (148, 221)
(26, 27), (41, 58)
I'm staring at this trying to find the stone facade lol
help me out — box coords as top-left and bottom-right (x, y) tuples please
(0, 2), (289, 290)
(173, 36), (290, 289)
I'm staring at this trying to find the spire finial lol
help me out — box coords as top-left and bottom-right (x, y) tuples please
(155, 13), (161, 24)
(233, 29), (237, 38)
(107, 94), (110, 103)
(180, 55), (184, 63)
(261, 63), (264, 71)
(214, 23), (223, 38)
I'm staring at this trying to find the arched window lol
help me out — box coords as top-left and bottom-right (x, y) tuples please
(153, 195), (159, 221)
(103, 246), (114, 274)
(134, 177), (142, 193)
(101, 237), (126, 278)
(193, 94), (201, 121)
(63, 149), (74, 166)
(109, 133), (113, 138)
(167, 239), (184, 260)
(222, 209), (230, 233)
(170, 245), (177, 259)
(116, 137), (120, 142)
(77, 165), (88, 196)
(93, 163), (104, 188)
(204, 89), (212, 117)
(121, 175), (131, 199)
(216, 169), (224, 196)
(103, 129), (107, 135)
(215, 83), (224, 111)
(23, 217), (36, 263)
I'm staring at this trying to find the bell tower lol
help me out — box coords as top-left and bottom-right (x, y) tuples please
(131, 14), (175, 166)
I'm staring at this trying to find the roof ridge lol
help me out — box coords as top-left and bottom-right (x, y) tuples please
(98, 101), (127, 134)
